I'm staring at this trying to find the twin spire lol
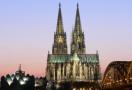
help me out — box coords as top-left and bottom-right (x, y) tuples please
(53, 3), (85, 54)
(56, 3), (64, 34)
(52, 3), (67, 54)
(74, 3), (82, 33)
(56, 3), (82, 34)
(71, 3), (85, 54)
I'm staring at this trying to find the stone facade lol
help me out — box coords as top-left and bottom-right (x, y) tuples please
(46, 3), (101, 90)
(47, 53), (100, 82)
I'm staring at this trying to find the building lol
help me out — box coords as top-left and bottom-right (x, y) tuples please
(0, 65), (35, 90)
(46, 3), (101, 90)
(35, 77), (47, 90)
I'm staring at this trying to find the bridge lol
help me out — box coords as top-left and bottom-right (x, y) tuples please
(101, 61), (132, 90)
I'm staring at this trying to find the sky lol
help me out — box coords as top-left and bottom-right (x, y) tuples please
(0, 0), (132, 77)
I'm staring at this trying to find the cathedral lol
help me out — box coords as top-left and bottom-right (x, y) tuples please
(46, 3), (101, 90)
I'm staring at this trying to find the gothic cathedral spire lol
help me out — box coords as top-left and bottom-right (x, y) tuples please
(52, 3), (67, 54)
(56, 3), (64, 33)
(71, 3), (86, 54)
(74, 3), (82, 33)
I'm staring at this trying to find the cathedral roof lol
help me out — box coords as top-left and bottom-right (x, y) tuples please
(48, 54), (70, 63)
(78, 54), (99, 63)
(47, 54), (99, 63)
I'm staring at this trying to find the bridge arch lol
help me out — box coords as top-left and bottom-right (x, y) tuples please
(102, 61), (130, 89)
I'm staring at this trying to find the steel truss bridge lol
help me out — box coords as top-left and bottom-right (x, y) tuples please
(101, 61), (132, 90)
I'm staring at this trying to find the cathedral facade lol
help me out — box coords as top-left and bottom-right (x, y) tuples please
(46, 4), (101, 90)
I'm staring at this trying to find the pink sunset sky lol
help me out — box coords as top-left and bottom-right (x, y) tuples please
(0, 0), (132, 77)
